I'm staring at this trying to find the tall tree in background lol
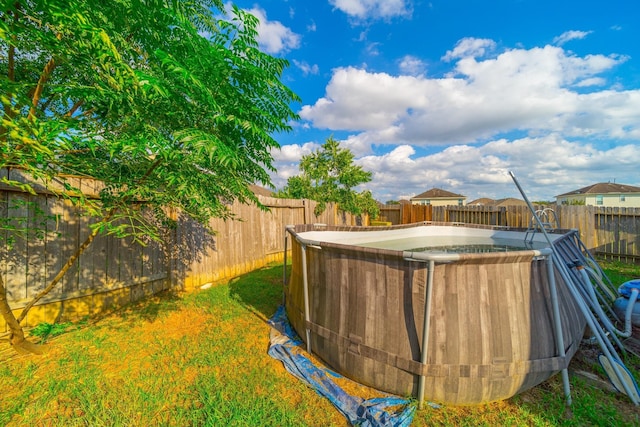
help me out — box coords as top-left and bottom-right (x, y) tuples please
(278, 137), (379, 218)
(0, 0), (299, 353)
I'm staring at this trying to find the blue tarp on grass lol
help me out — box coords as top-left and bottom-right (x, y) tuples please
(267, 305), (416, 427)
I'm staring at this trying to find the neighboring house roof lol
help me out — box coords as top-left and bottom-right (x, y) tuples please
(556, 183), (640, 198)
(468, 197), (527, 207)
(494, 198), (528, 207)
(249, 184), (274, 197)
(468, 197), (494, 206)
(412, 188), (466, 199)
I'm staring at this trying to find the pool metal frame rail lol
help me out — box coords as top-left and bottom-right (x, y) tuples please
(401, 247), (566, 409)
(285, 225), (570, 409)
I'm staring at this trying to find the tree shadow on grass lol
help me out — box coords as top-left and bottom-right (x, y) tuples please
(94, 211), (219, 329)
(93, 290), (184, 328)
(227, 262), (288, 323)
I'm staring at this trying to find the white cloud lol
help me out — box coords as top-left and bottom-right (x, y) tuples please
(299, 42), (635, 146)
(398, 55), (426, 76)
(553, 30), (592, 46)
(329, 0), (412, 20)
(300, 67), (428, 131)
(270, 142), (320, 189)
(268, 135), (640, 202)
(349, 136), (640, 202)
(574, 77), (606, 87)
(292, 59), (319, 75)
(366, 42), (381, 56)
(273, 142), (319, 162)
(442, 38), (496, 62)
(246, 6), (300, 54)
(307, 20), (317, 32)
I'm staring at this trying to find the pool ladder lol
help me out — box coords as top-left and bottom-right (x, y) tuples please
(525, 207), (559, 243)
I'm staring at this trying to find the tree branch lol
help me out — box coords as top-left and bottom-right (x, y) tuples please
(65, 100), (84, 117)
(27, 56), (57, 122)
(27, 27), (62, 121)
(1, 7), (19, 141)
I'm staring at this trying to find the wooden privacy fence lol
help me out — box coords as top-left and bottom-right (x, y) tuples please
(0, 171), (359, 332)
(380, 204), (545, 227)
(3, 167), (640, 333)
(379, 203), (640, 262)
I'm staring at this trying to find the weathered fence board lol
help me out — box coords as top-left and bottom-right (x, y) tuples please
(6, 193), (29, 302)
(591, 207), (640, 262)
(399, 204), (432, 223)
(378, 206), (401, 224)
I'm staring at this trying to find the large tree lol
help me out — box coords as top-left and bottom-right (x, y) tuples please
(278, 137), (379, 218)
(0, 0), (299, 353)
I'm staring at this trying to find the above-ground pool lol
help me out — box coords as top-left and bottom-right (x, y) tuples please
(284, 222), (586, 405)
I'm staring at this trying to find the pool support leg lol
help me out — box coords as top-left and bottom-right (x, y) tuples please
(418, 259), (435, 409)
(546, 255), (572, 405)
(283, 230), (288, 306)
(300, 243), (312, 354)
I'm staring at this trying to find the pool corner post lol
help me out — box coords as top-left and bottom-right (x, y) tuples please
(418, 259), (436, 409)
(300, 242), (312, 354)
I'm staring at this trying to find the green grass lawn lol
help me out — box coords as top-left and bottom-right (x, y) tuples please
(0, 260), (639, 426)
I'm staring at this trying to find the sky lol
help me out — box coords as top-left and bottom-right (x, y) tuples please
(226, 0), (640, 203)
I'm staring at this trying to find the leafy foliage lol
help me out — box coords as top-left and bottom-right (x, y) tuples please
(1, 0), (299, 241)
(277, 137), (379, 217)
(0, 0), (299, 350)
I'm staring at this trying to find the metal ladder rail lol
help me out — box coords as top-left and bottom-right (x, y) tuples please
(552, 235), (627, 354)
(510, 171), (639, 405)
(554, 233), (623, 326)
(525, 208), (559, 243)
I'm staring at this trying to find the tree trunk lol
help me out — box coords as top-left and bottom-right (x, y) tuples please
(0, 208), (113, 354)
(16, 210), (110, 325)
(3, 160), (161, 354)
(0, 272), (43, 355)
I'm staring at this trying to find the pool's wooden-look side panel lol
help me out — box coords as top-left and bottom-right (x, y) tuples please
(285, 224), (586, 405)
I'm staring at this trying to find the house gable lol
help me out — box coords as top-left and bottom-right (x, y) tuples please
(556, 183), (640, 207)
(410, 187), (467, 206)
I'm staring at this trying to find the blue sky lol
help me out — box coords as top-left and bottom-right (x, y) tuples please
(227, 0), (640, 202)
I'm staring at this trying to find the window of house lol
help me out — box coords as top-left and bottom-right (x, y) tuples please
(596, 195), (603, 205)
(458, 199), (463, 206)
(620, 195), (626, 202)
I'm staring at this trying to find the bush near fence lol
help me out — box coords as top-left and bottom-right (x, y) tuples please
(2, 171), (640, 333)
